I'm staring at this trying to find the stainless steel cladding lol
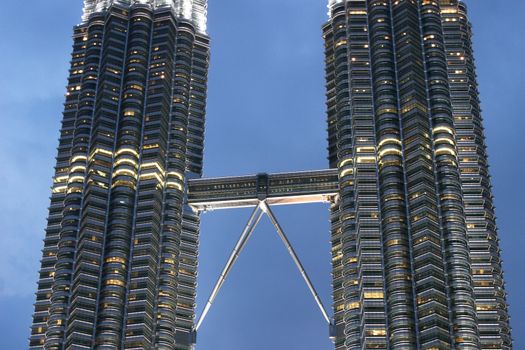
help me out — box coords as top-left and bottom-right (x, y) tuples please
(324, 1), (511, 349)
(29, 2), (209, 349)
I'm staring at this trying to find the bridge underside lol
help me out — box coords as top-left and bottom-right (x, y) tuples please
(187, 169), (339, 211)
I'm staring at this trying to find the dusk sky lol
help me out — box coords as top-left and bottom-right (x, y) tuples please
(0, 0), (523, 348)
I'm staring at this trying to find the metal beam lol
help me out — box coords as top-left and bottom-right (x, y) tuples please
(260, 201), (332, 325)
(194, 204), (264, 332)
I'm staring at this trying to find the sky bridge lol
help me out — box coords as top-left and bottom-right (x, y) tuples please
(186, 169), (341, 344)
(187, 169), (339, 211)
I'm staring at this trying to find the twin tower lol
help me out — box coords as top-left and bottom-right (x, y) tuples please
(30, 1), (512, 349)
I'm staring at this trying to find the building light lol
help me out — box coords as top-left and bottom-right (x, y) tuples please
(335, 40), (347, 48)
(141, 162), (165, 173)
(52, 185), (67, 194)
(340, 169), (354, 177)
(167, 171), (184, 180)
(434, 137), (455, 146)
(140, 172), (164, 183)
(106, 279), (125, 287)
(357, 156), (376, 164)
(347, 302), (360, 310)
(89, 148), (114, 159)
(340, 158), (354, 167)
(70, 165), (86, 173)
(54, 176), (68, 184)
(71, 155), (87, 163)
(116, 147), (139, 157)
(68, 175), (85, 184)
(435, 147), (457, 157)
(115, 158), (138, 167)
(378, 138), (402, 148)
(378, 148), (402, 158)
(432, 126), (454, 135)
(114, 169), (137, 178)
(364, 292), (384, 299)
(356, 147), (375, 153)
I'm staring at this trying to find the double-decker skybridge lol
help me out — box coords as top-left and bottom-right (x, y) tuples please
(186, 169), (340, 344)
(188, 169), (339, 211)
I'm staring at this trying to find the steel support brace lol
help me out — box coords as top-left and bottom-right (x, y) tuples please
(194, 204), (264, 332)
(192, 201), (333, 346)
(260, 201), (332, 325)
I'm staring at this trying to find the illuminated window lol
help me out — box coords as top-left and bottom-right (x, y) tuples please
(106, 279), (125, 287)
(347, 302), (360, 310)
(364, 292), (384, 299)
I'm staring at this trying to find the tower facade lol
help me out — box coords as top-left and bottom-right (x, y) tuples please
(324, 1), (511, 349)
(30, 1), (513, 350)
(29, 1), (209, 349)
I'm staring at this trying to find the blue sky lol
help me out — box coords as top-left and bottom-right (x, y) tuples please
(0, 0), (523, 348)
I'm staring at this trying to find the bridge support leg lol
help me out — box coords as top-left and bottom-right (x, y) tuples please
(193, 201), (334, 346)
(260, 201), (332, 326)
(194, 203), (264, 335)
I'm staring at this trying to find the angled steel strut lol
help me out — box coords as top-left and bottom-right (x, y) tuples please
(260, 201), (332, 325)
(194, 203), (264, 332)
(193, 200), (333, 341)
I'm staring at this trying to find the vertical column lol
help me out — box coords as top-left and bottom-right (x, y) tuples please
(390, 1), (449, 348)
(368, 1), (416, 349)
(347, 2), (388, 349)
(323, 16), (346, 350)
(327, 1), (389, 348)
(441, 1), (512, 349)
(94, 6), (153, 349)
(29, 26), (88, 350)
(419, 1), (479, 348)
(66, 7), (130, 349)
(169, 32), (209, 350)
(152, 17), (196, 349)
(45, 14), (106, 350)
(120, 8), (180, 349)
(145, 9), (180, 350)
(184, 34), (209, 177)
(327, 3), (361, 349)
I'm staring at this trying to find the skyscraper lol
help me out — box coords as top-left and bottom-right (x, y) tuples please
(30, 0), (512, 350)
(29, 1), (209, 349)
(324, 0), (511, 349)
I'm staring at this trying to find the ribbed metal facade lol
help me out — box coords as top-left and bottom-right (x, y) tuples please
(29, 2), (209, 349)
(324, 1), (511, 349)
(30, 1), (512, 349)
